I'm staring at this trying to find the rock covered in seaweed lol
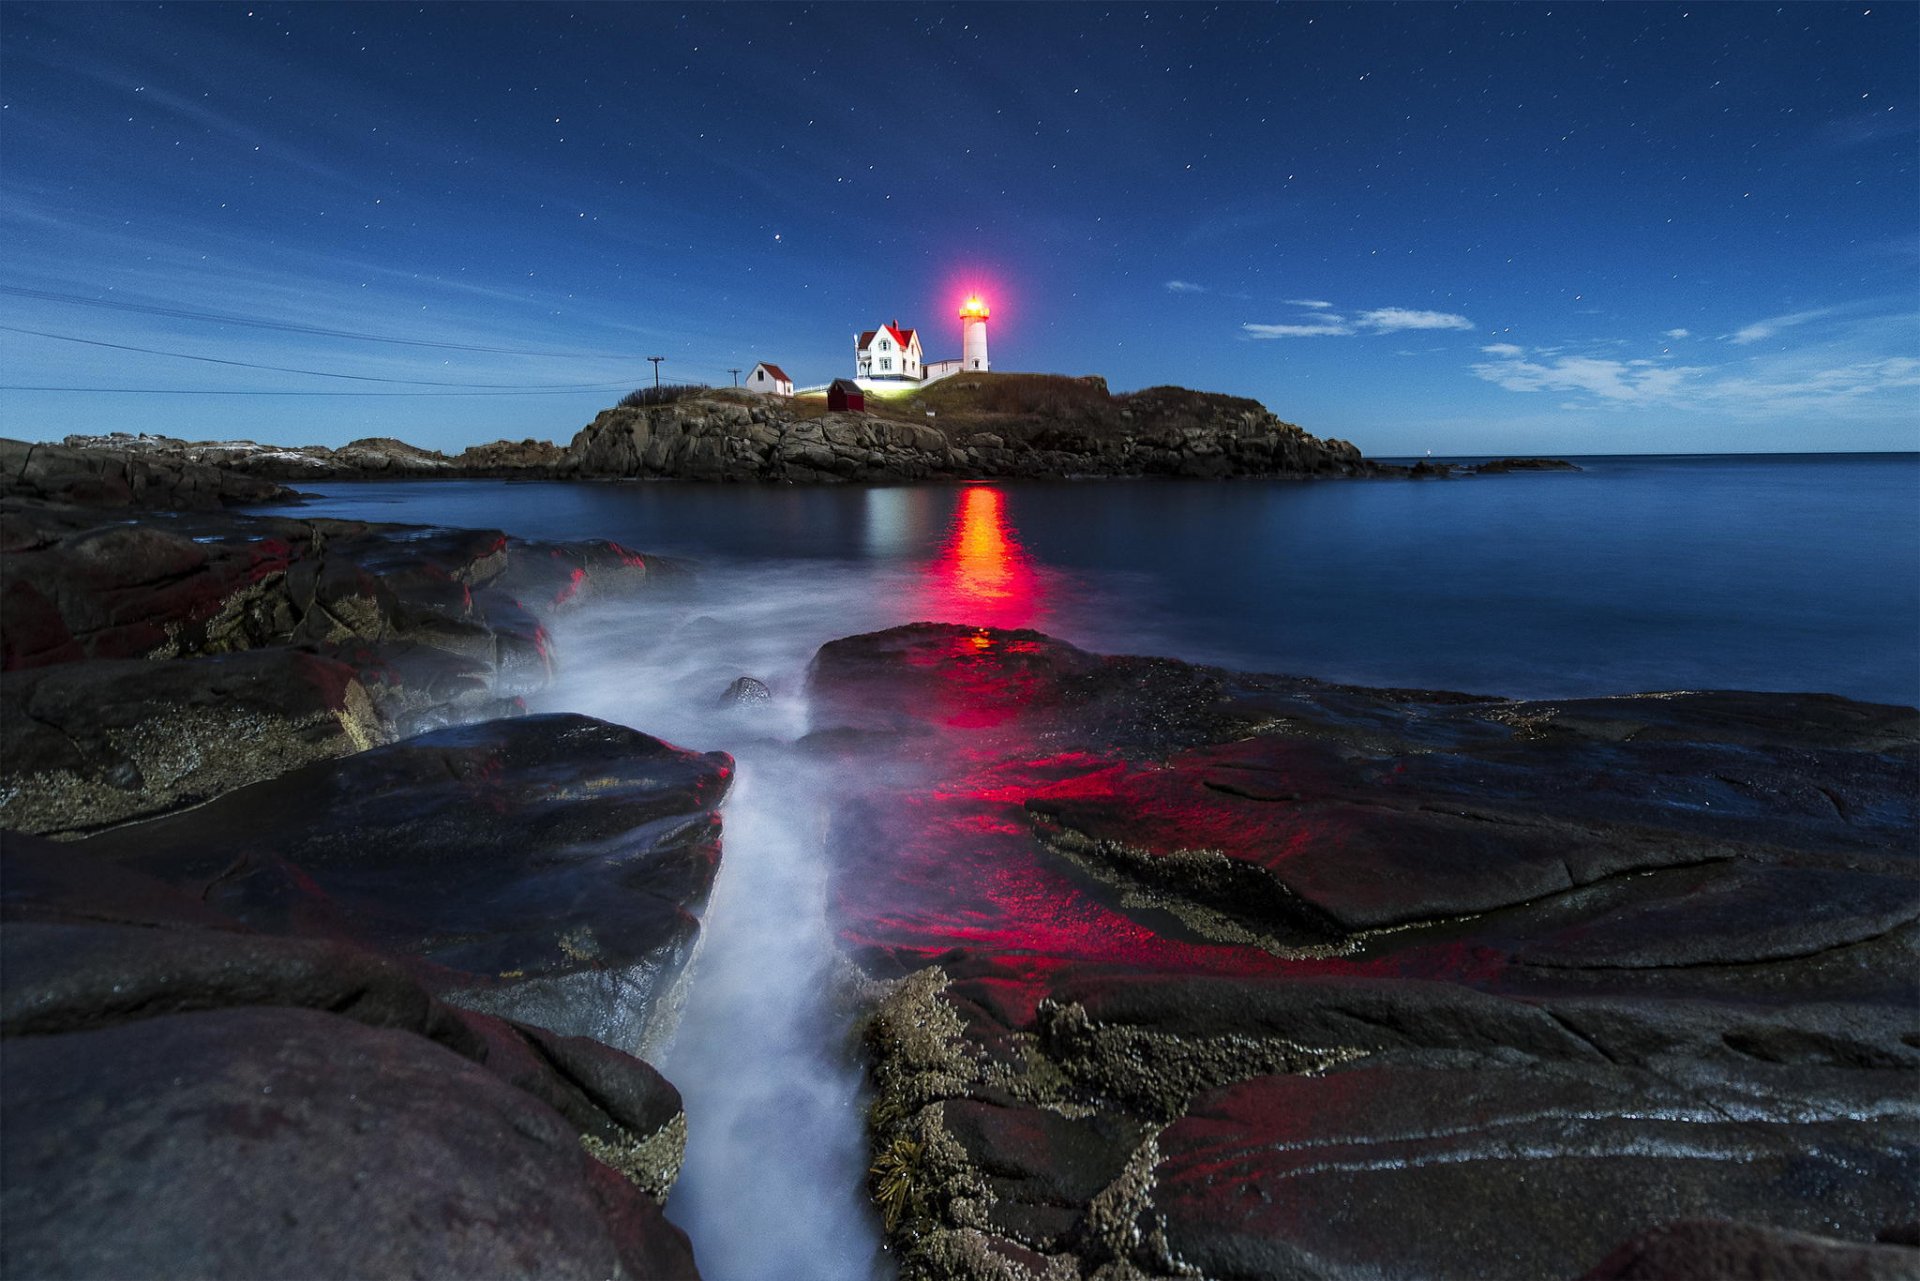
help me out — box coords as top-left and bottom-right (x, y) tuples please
(812, 623), (1920, 1279)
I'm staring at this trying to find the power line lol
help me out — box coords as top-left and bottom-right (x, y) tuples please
(0, 325), (635, 389)
(0, 285), (638, 361)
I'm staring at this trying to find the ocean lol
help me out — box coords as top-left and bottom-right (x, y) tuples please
(271, 452), (1920, 710)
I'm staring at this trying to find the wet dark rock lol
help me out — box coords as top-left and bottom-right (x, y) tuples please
(75, 713), (732, 1056)
(1151, 1063), (1913, 1280)
(0, 831), (700, 1277)
(1580, 1219), (1920, 1280)
(1, 1007), (695, 1280)
(0, 495), (672, 832)
(0, 649), (397, 836)
(816, 623), (1920, 1279)
(719, 675), (773, 707)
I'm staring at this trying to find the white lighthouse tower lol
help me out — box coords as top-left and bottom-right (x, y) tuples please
(960, 295), (990, 371)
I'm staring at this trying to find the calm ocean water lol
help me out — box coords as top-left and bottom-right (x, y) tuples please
(271, 453), (1919, 708)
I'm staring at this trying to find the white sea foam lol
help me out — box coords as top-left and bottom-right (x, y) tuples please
(530, 562), (918, 1281)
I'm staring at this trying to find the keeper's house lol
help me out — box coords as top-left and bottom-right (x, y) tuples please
(854, 322), (922, 383)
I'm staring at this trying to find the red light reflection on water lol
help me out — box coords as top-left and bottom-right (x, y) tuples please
(922, 485), (1039, 630)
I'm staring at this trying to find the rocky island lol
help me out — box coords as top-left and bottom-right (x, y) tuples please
(37, 373), (1569, 486)
(2, 433), (1911, 1280)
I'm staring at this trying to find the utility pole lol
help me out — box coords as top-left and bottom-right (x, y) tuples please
(647, 356), (664, 390)
(728, 368), (741, 387)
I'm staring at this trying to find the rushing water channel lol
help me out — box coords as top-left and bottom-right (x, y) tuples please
(265, 453), (1919, 1275)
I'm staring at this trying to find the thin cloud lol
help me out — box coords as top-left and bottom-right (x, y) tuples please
(1357, 308), (1475, 333)
(1664, 328), (1691, 339)
(1471, 353), (1698, 404)
(1480, 343), (1526, 358)
(1729, 308), (1832, 345)
(1244, 301), (1474, 339)
(1164, 280), (1207, 294)
(1243, 319), (1353, 338)
(1473, 322), (1920, 417)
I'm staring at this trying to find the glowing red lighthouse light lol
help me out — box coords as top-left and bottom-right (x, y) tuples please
(959, 295), (990, 320)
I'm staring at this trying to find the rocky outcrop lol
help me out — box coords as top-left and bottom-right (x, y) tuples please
(53, 431), (573, 480)
(0, 489), (671, 834)
(77, 713), (734, 1057)
(2, 833), (700, 1278)
(1471, 455), (1581, 473)
(810, 624), (1920, 1279)
(567, 388), (1370, 483)
(0, 472), (717, 1273)
(0, 437), (296, 508)
(1386, 454), (1582, 478)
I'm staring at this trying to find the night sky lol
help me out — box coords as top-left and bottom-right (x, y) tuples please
(3, 2), (1914, 455)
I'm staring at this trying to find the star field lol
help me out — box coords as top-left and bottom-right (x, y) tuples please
(1, 2), (1914, 454)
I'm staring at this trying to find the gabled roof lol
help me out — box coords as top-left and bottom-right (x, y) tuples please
(829, 378), (862, 393)
(752, 362), (790, 383)
(857, 324), (918, 351)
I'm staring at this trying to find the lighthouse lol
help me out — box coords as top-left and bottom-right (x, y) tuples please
(960, 295), (990, 371)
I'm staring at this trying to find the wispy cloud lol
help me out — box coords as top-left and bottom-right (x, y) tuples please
(1472, 309), (1920, 420)
(1243, 318), (1353, 338)
(1357, 308), (1473, 333)
(1470, 353), (1700, 404)
(1729, 307), (1832, 345)
(1244, 301), (1474, 339)
(1664, 328), (1690, 340)
(1164, 280), (1206, 294)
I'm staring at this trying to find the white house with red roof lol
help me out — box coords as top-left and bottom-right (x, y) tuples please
(855, 321), (923, 383)
(745, 361), (792, 396)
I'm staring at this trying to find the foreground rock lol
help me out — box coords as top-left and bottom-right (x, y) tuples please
(72, 713), (732, 1057)
(810, 624), (1920, 1279)
(2, 833), (698, 1278)
(0, 483), (673, 834)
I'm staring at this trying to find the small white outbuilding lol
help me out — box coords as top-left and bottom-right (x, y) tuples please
(746, 362), (793, 397)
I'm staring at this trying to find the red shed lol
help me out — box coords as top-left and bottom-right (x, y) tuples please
(827, 378), (866, 412)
